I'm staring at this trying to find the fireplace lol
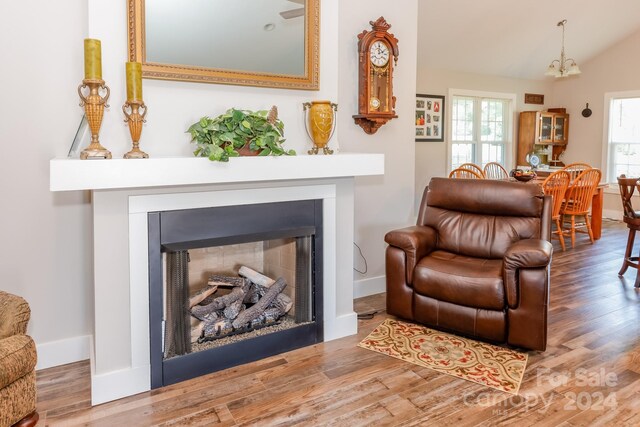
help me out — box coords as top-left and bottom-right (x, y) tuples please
(50, 154), (383, 404)
(147, 200), (323, 387)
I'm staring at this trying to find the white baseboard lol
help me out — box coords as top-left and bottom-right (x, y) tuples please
(353, 275), (386, 298)
(323, 312), (358, 341)
(36, 335), (91, 370)
(91, 365), (150, 405)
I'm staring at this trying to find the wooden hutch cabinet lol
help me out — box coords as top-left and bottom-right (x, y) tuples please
(516, 108), (569, 167)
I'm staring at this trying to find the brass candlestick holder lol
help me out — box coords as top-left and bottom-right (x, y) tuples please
(78, 79), (111, 159)
(122, 100), (148, 159)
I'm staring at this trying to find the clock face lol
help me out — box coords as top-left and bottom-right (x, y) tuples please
(369, 41), (390, 67)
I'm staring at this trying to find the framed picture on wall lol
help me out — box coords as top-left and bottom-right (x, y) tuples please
(415, 94), (445, 142)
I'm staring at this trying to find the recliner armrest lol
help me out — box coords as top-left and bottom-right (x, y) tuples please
(503, 239), (553, 308)
(385, 226), (437, 284)
(0, 334), (37, 389)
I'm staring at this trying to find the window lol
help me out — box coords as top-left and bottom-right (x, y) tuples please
(449, 90), (515, 171)
(604, 94), (640, 183)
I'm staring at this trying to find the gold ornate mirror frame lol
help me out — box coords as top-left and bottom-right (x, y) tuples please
(127, 0), (320, 90)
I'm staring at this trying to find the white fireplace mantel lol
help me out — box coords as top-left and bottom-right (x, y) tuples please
(49, 153), (384, 405)
(50, 154), (384, 192)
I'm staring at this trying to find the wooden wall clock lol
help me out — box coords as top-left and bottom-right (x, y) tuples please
(353, 17), (400, 134)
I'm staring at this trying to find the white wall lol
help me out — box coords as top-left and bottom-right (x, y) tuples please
(0, 1), (93, 368)
(550, 28), (640, 214)
(0, 0), (418, 368)
(415, 68), (553, 201)
(339, 1), (419, 296)
(90, 0), (338, 159)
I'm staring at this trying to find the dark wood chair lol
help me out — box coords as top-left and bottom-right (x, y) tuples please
(617, 175), (640, 287)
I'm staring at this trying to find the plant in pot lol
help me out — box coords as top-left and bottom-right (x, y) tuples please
(187, 106), (296, 162)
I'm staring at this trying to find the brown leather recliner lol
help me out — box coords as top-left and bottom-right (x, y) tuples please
(385, 178), (553, 351)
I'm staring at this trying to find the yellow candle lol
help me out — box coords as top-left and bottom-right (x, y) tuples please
(84, 39), (102, 80)
(126, 62), (143, 102)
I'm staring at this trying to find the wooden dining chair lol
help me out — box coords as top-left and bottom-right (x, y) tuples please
(561, 162), (591, 183)
(560, 168), (601, 248)
(483, 162), (509, 180)
(459, 163), (485, 178)
(617, 175), (640, 287)
(542, 170), (571, 251)
(449, 168), (484, 179)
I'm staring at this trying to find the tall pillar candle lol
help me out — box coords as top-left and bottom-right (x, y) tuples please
(84, 39), (102, 80)
(126, 62), (143, 102)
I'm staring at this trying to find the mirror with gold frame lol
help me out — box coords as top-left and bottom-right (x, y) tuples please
(127, 0), (319, 90)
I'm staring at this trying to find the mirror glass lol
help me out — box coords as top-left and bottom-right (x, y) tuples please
(129, 0), (319, 90)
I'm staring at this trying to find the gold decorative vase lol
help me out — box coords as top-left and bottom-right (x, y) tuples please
(122, 100), (149, 159)
(303, 101), (337, 155)
(78, 79), (111, 159)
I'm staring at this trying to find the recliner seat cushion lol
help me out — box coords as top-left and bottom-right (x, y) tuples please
(413, 250), (505, 310)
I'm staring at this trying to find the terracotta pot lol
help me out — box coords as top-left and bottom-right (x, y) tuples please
(237, 142), (260, 156)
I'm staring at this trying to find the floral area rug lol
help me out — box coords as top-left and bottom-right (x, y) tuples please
(358, 319), (527, 394)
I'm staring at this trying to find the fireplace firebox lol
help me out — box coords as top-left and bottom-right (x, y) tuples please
(148, 200), (323, 388)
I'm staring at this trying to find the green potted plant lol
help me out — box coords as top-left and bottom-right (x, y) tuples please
(187, 106), (296, 162)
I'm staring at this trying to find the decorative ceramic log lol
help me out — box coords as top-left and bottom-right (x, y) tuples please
(191, 286), (245, 320)
(207, 275), (246, 287)
(249, 307), (286, 328)
(203, 317), (233, 337)
(191, 321), (203, 341)
(223, 299), (244, 320)
(238, 266), (276, 288)
(243, 283), (269, 304)
(232, 277), (286, 329)
(189, 285), (218, 308)
(271, 293), (293, 314)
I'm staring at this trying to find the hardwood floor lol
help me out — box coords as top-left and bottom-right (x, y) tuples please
(36, 220), (640, 426)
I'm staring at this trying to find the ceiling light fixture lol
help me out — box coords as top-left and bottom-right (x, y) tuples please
(545, 19), (581, 78)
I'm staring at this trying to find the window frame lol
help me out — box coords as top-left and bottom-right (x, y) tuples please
(601, 90), (640, 186)
(447, 89), (516, 173)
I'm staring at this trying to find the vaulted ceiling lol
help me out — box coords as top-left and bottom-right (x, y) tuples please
(417, 0), (640, 80)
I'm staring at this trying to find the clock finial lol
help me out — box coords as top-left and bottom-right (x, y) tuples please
(370, 16), (391, 32)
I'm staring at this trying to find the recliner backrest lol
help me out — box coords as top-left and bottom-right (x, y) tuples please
(417, 178), (548, 259)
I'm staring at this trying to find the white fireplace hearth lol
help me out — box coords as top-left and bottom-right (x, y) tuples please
(49, 154), (384, 405)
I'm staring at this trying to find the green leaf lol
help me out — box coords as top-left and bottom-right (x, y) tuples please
(232, 109), (245, 122)
(241, 120), (251, 129)
(258, 148), (271, 156)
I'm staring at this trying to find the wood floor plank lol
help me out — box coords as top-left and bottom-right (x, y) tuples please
(36, 220), (640, 426)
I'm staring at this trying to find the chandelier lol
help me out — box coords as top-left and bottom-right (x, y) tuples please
(545, 19), (581, 78)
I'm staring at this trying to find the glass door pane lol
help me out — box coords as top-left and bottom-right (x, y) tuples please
(554, 116), (566, 142)
(539, 115), (553, 142)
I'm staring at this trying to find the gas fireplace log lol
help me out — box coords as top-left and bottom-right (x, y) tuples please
(223, 299), (244, 320)
(203, 317), (233, 337)
(249, 307), (287, 328)
(207, 275), (246, 287)
(243, 283), (269, 304)
(238, 266), (276, 288)
(271, 293), (293, 314)
(191, 311), (218, 341)
(232, 277), (286, 329)
(191, 286), (245, 320)
(191, 321), (203, 342)
(189, 285), (218, 308)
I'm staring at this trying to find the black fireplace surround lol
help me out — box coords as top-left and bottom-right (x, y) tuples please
(148, 200), (323, 388)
